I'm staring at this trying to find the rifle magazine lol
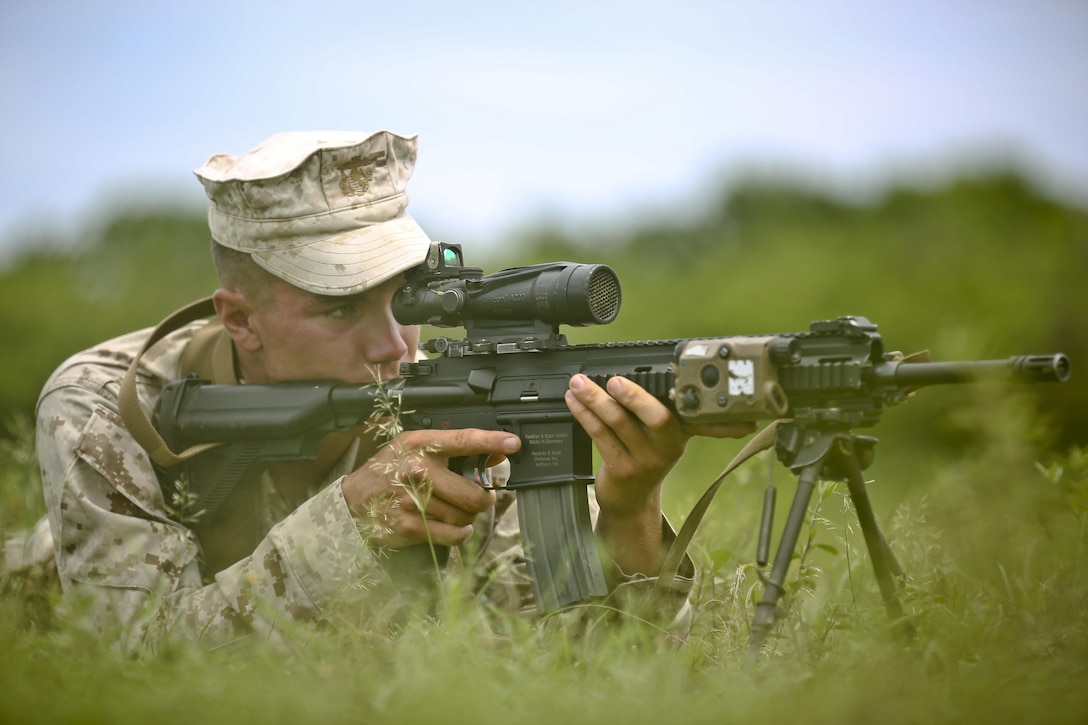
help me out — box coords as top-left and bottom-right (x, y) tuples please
(516, 482), (608, 613)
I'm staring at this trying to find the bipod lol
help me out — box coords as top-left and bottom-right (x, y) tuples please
(746, 424), (915, 660)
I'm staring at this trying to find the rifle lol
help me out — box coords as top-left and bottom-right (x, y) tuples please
(154, 242), (1070, 647)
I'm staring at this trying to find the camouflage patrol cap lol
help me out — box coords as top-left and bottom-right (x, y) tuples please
(194, 130), (433, 295)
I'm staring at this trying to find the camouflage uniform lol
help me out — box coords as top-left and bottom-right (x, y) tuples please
(18, 130), (695, 651)
(32, 318), (694, 651)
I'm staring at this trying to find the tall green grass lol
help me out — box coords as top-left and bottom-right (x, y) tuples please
(2, 394), (1086, 724)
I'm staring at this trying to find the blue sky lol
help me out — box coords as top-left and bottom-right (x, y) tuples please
(2, 1), (1086, 260)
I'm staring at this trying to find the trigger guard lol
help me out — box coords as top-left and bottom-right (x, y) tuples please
(450, 454), (494, 489)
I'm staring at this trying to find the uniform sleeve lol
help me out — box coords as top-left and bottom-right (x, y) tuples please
(598, 518), (696, 631)
(37, 381), (387, 652)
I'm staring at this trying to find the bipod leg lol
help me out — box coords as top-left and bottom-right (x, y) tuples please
(747, 461), (821, 661)
(838, 442), (915, 642)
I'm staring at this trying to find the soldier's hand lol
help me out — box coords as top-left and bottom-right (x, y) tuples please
(565, 374), (753, 516)
(341, 428), (520, 548)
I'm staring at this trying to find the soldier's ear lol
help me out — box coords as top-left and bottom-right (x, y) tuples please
(213, 287), (263, 353)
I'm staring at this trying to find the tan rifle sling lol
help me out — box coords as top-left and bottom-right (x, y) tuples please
(652, 421), (782, 599)
(117, 297), (224, 468)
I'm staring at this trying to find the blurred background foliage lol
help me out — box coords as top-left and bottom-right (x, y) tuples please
(1, 211), (219, 419)
(1, 164), (1084, 466)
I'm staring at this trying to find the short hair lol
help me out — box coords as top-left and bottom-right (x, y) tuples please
(210, 240), (276, 308)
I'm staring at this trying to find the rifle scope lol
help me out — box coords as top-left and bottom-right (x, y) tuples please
(393, 253), (622, 328)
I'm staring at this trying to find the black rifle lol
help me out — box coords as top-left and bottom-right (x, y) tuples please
(155, 242), (1070, 641)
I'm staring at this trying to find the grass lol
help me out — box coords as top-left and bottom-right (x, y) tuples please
(2, 397), (1087, 725)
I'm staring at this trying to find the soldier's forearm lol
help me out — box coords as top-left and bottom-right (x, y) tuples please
(595, 502), (665, 577)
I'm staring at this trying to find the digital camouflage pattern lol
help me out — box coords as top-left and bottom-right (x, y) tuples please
(26, 319), (693, 651)
(194, 130), (434, 297)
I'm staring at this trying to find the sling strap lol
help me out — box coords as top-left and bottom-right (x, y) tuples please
(653, 420), (783, 598)
(117, 296), (221, 469)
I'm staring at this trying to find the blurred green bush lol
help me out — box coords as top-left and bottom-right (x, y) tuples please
(1, 211), (220, 419)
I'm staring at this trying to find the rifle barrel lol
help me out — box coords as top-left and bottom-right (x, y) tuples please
(874, 354), (1070, 388)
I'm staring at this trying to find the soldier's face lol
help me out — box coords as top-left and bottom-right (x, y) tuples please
(243, 274), (420, 385)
